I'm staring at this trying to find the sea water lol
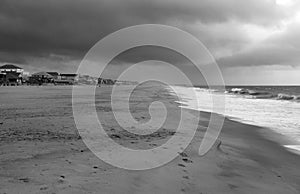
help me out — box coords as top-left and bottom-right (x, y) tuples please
(169, 85), (300, 153)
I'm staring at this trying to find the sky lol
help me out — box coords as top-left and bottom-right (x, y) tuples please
(1, 0), (300, 85)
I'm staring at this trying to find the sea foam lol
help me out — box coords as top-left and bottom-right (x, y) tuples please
(169, 86), (300, 153)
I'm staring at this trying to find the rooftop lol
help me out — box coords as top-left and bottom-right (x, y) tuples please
(60, 73), (78, 76)
(32, 72), (53, 78)
(47, 72), (59, 76)
(0, 64), (23, 69)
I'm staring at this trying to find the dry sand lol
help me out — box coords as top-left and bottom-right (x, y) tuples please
(0, 85), (299, 194)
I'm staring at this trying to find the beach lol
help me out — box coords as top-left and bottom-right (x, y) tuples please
(0, 85), (300, 194)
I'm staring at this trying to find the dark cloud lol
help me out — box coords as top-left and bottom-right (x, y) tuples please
(0, 0), (300, 77)
(216, 21), (300, 68)
(0, 1), (296, 52)
(100, 45), (207, 85)
(182, 21), (252, 58)
(0, 51), (28, 64)
(217, 45), (300, 67)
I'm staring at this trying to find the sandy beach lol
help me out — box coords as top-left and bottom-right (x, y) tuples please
(0, 85), (300, 194)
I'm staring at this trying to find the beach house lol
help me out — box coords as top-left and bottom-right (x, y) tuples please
(0, 64), (24, 85)
(0, 64), (24, 74)
(29, 72), (54, 85)
(55, 73), (79, 85)
(47, 72), (60, 80)
(60, 74), (78, 81)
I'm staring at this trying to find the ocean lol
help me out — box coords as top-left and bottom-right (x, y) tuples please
(169, 85), (300, 153)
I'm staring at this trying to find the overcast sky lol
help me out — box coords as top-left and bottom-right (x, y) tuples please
(1, 0), (300, 85)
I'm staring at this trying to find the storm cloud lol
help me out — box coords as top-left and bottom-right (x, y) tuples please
(0, 0), (300, 83)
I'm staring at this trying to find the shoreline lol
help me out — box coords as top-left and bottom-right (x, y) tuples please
(0, 85), (299, 193)
(194, 110), (300, 192)
(212, 112), (300, 155)
(172, 85), (300, 156)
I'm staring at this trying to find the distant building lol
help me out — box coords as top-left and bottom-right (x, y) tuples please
(29, 72), (54, 85)
(0, 73), (5, 84)
(78, 75), (97, 85)
(21, 71), (30, 83)
(23, 71), (30, 76)
(60, 74), (78, 82)
(54, 73), (78, 85)
(0, 64), (23, 85)
(31, 72), (53, 79)
(5, 73), (21, 85)
(47, 72), (59, 80)
(0, 64), (24, 74)
(97, 78), (117, 86)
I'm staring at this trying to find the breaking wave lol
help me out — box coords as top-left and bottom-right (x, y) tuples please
(226, 88), (300, 101)
(170, 85), (300, 153)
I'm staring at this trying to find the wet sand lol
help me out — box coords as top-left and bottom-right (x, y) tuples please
(0, 85), (299, 194)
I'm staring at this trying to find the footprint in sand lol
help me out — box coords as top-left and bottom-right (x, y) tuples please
(19, 177), (30, 183)
(57, 175), (66, 184)
(65, 159), (72, 164)
(40, 186), (48, 191)
(228, 183), (238, 190)
(178, 152), (188, 157)
(182, 158), (193, 163)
